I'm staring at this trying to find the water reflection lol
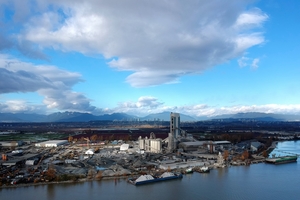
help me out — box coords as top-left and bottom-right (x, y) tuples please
(47, 184), (55, 199)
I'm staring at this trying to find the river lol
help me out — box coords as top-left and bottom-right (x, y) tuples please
(1, 141), (300, 200)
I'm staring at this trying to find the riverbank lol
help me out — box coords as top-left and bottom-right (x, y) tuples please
(0, 175), (133, 189)
(0, 140), (295, 189)
(1, 159), (300, 200)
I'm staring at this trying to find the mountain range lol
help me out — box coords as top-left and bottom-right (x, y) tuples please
(0, 111), (300, 122)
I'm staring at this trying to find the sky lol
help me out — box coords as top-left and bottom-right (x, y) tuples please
(0, 0), (300, 118)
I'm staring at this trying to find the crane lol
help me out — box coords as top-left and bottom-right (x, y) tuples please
(83, 137), (90, 149)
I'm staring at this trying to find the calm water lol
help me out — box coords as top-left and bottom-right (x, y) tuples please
(1, 141), (300, 200)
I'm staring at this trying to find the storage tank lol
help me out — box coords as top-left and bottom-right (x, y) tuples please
(150, 139), (162, 153)
(144, 137), (150, 151)
(139, 137), (145, 150)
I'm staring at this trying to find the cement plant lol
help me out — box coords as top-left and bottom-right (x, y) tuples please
(0, 112), (299, 187)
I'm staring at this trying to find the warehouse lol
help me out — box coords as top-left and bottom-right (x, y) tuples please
(0, 141), (23, 147)
(35, 140), (68, 147)
(178, 141), (207, 151)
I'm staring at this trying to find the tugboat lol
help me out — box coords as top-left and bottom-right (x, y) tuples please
(128, 172), (183, 186)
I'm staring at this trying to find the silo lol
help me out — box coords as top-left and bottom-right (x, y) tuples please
(150, 139), (156, 153)
(150, 139), (162, 153)
(139, 137), (145, 150)
(144, 137), (150, 151)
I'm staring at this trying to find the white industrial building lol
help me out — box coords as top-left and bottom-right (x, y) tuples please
(149, 139), (162, 153)
(85, 149), (95, 155)
(35, 140), (68, 147)
(178, 141), (231, 152)
(159, 160), (211, 170)
(138, 136), (162, 153)
(0, 141), (23, 147)
(25, 159), (38, 165)
(120, 143), (129, 151)
(178, 141), (207, 151)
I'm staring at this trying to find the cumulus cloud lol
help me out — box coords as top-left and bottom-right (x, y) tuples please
(251, 58), (260, 69)
(40, 89), (95, 112)
(104, 96), (300, 118)
(0, 54), (95, 113)
(111, 96), (164, 115)
(5, 0), (268, 87)
(199, 104), (300, 117)
(238, 56), (249, 67)
(0, 100), (46, 114)
(238, 56), (260, 69)
(0, 67), (53, 93)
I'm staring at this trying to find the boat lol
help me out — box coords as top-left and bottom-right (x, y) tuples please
(185, 167), (193, 174)
(128, 172), (183, 186)
(194, 165), (210, 173)
(265, 155), (297, 164)
(198, 166), (210, 173)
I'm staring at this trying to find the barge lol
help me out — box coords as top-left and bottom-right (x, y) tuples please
(128, 172), (183, 186)
(265, 155), (297, 164)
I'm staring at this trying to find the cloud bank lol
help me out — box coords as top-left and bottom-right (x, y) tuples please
(1, 1), (283, 117)
(0, 54), (95, 113)
(4, 0), (268, 87)
(107, 96), (300, 118)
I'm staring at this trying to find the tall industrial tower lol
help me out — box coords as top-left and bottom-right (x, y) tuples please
(170, 112), (180, 138)
(168, 112), (180, 151)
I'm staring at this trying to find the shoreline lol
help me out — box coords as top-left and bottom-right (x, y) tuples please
(0, 140), (294, 190)
(0, 175), (132, 189)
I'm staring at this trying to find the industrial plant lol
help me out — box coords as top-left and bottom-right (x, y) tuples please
(0, 112), (299, 187)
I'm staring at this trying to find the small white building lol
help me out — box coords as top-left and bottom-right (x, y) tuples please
(85, 149), (94, 155)
(25, 159), (38, 165)
(120, 143), (129, 151)
(35, 140), (68, 147)
(0, 141), (23, 147)
(251, 141), (262, 152)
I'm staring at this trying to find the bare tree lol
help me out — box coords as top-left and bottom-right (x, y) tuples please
(223, 150), (229, 160)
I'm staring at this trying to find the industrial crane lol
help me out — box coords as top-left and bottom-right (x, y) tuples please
(83, 137), (90, 149)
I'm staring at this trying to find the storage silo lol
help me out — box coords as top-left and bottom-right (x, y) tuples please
(144, 137), (150, 151)
(139, 137), (145, 150)
(150, 139), (162, 153)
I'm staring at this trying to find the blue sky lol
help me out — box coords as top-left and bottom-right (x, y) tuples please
(0, 0), (300, 117)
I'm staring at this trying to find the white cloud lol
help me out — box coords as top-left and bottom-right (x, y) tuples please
(235, 9), (268, 28)
(136, 96), (163, 108)
(104, 96), (300, 117)
(238, 56), (260, 69)
(251, 58), (260, 69)
(92, 95), (300, 118)
(0, 54), (96, 113)
(8, 0), (268, 87)
(238, 56), (249, 67)
(0, 100), (45, 113)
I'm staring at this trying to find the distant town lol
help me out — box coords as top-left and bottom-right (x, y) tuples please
(0, 112), (299, 187)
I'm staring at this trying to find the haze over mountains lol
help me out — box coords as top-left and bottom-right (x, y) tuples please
(0, 111), (300, 123)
